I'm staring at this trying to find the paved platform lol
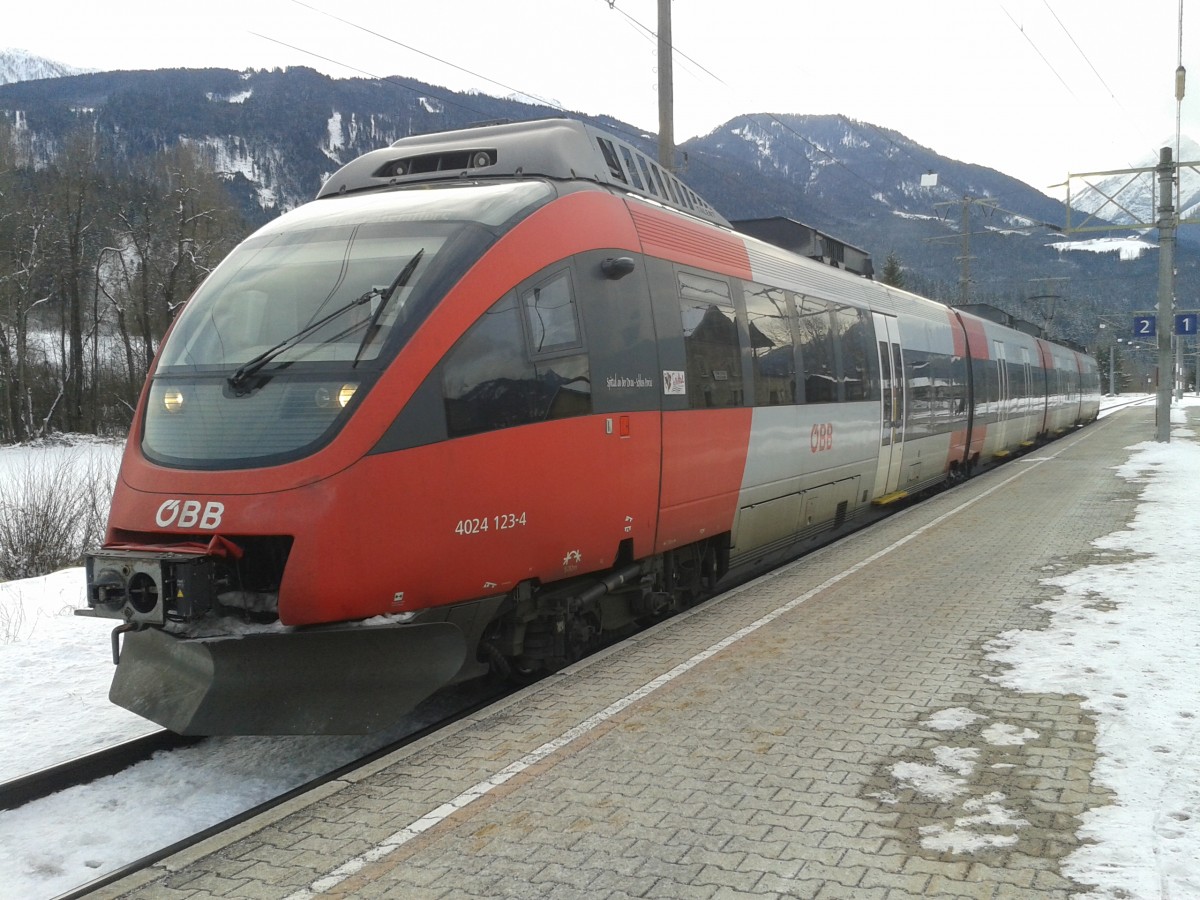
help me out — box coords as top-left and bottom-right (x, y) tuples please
(98, 405), (1171, 900)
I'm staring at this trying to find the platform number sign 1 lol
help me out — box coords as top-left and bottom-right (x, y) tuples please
(1176, 313), (1199, 335)
(1133, 315), (1156, 338)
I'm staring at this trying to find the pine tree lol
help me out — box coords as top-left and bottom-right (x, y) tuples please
(880, 251), (905, 289)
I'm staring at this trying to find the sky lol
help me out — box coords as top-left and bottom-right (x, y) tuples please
(2, 397), (1200, 898)
(3, 1), (1199, 196)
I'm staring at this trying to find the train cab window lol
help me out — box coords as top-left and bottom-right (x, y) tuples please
(796, 295), (837, 403)
(443, 293), (534, 437)
(521, 269), (582, 355)
(678, 271), (743, 408)
(442, 283), (592, 439)
(744, 282), (795, 406)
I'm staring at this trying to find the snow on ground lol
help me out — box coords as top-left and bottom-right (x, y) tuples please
(0, 568), (156, 773)
(1051, 235), (1156, 261)
(1, 398), (1199, 898)
(987, 398), (1200, 899)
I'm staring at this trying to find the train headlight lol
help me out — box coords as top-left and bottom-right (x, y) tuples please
(315, 383), (358, 409)
(163, 389), (184, 413)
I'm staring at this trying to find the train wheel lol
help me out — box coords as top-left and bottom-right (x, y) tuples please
(506, 618), (558, 682)
(664, 544), (704, 603)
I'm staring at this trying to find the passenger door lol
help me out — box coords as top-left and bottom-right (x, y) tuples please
(993, 339), (1011, 447)
(872, 313), (905, 498)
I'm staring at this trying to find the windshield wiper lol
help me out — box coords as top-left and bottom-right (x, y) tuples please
(352, 248), (424, 368)
(226, 257), (420, 390)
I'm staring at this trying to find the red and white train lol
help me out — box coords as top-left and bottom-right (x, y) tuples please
(79, 119), (1101, 734)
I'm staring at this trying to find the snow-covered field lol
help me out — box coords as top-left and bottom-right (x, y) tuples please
(1, 398), (1198, 898)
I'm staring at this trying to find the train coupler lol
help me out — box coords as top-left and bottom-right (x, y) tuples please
(110, 622), (139, 665)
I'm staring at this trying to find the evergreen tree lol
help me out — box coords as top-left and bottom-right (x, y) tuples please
(880, 251), (905, 289)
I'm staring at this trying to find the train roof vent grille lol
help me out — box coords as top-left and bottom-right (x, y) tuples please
(318, 118), (730, 228)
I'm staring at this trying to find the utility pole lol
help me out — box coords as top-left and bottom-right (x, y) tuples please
(1174, 60), (1186, 402)
(959, 198), (972, 306)
(1155, 147), (1176, 441)
(657, 0), (674, 172)
(1062, 148), (1200, 443)
(931, 195), (1043, 307)
(931, 196), (990, 306)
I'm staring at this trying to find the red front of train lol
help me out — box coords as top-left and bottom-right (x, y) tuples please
(104, 188), (667, 624)
(80, 122), (760, 735)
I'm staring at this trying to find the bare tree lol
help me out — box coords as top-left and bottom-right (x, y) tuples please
(1, 126), (248, 441)
(42, 130), (106, 432)
(0, 127), (59, 441)
(102, 144), (246, 413)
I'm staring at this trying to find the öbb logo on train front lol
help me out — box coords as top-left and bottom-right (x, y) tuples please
(155, 499), (225, 530)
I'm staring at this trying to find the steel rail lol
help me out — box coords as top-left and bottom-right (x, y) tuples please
(0, 731), (199, 811)
(49, 683), (512, 900)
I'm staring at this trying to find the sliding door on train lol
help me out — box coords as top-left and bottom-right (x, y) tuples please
(992, 339), (1011, 448)
(872, 313), (906, 498)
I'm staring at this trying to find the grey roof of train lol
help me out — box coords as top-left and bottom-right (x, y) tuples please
(317, 117), (729, 228)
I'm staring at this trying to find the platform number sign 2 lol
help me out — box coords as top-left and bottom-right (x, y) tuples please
(1177, 313), (1199, 335)
(1133, 315), (1156, 338)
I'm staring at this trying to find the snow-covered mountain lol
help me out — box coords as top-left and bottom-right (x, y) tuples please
(1069, 136), (1200, 225)
(0, 48), (90, 85)
(0, 64), (1191, 338)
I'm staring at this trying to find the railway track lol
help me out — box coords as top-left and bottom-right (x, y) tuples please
(1099, 394), (1155, 416)
(0, 731), (199, 811)
(6, 681), (511, 900)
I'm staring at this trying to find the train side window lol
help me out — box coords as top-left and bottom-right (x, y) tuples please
(946, 355), (969, 418)
(796, 295), (836, 403)
(521, 269), (582, 355)
(904, 346), (936, 436)
(744, 282), (795, 406)
(678, 271), (743, 408)
(834, 305), (877, 402)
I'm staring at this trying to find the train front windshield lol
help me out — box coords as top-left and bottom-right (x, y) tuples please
(143, 181), (555, 468)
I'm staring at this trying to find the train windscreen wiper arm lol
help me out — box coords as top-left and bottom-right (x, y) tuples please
(227, 276), (404, 390)
(352, 248), (424, 368)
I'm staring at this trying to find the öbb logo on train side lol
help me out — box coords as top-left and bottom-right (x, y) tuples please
(810, 423), (834, 453)
(155, 499), (225, 530)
